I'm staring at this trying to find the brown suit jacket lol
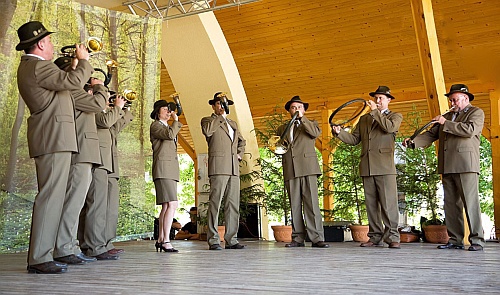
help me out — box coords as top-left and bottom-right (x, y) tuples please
(17, 55), (93, 158)
(71, 85), (108, 165)
(201, 114), (246, 176)
(108, 109), (134, 178)
(413, 104), (483, 174)
(150, 120), (183, 181)
(277, 116), (322, 181)
(337, 109), (402, 176)
(95, 106), (125, 173)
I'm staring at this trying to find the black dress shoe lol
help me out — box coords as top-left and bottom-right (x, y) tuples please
(209, 244), (223, 250)
(285, 241), (305, 248)
(54, 254), (86, 265)
(468, 244), (484, 251)
(312, 241), (330, 248)
(93, 252), (120, 260)
(225, 243), (246, 249)
(76, 252), (97, 262)
(437, 242), (465, 250)
(27, 261), (68, 274)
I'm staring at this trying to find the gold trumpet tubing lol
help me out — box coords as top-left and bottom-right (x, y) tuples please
(106, 59), (119, 68)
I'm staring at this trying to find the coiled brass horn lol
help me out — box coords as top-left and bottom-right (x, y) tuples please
(109, 89), (137, 109)
(60, 37), (103, 57)
(268, 111), (300, 155)
(170, 93), (183, 116)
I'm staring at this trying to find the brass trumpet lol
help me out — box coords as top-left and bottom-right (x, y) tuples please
(268, 111), (300, 155)
(60, 37), (103, 57)
(170, 93), (183, 116)
(109, 89), (137, 109)
(217, 92), (230, 114)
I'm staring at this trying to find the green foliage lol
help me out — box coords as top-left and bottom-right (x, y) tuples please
(396, 106), (442, 225)
(253, 105), (291, 225)
(479, 136), (494, 220)
(324, 138), (367, 225)
(177, 154), (195, 213)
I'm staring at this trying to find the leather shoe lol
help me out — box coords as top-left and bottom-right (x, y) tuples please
(209, 244), (223, 250)
(108, 248), (124, 255)
(468, 244), (484, 251)
(54, 254), (86, 265)
(285, 241), (305, 248)
(27, 261), (68, 274)
(360, 241), (383, 247)
(312, 241), (330, 248)
(93, 252), (120, 260)
(76, 252), (97, 262)
(225, 243), (246, 249)
(389, 242), (401, 249)
(437, 242), (465, 250)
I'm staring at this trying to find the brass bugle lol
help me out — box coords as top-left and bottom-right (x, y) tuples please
(268, 111), (300, 155)
(407, 106), (457, 146)
(60, 37), (103, 57)
(170, 93), (182, 116)
(216, 92), (230, 115)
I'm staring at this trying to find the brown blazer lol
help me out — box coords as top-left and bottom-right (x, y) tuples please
(95, 106), (125, 173)
(337, 109), (402, 176)
(71, 85), (108, 165)
(17, 55), (93, 158)
(150, 120), (183, 181)
(201, 114), (246, 176)
(108, 109), (134, 178)
(277, 116), (322, 181)
(413, 104), (483, 174)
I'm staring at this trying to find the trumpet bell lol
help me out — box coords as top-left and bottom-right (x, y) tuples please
(106, 59), (119, 68)
(122, 89), (137, 101)
(268, 136), (288, 155)
(86, 37), (103, 53)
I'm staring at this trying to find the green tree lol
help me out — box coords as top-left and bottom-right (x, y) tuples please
(479, 136), (493, 219)
(324, 138), (367, 225)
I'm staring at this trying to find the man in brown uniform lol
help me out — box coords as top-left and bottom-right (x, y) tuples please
(16, 21), (92, 273)
(332, 86), (402, 249)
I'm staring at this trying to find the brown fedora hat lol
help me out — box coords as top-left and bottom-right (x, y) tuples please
(208, 92), (234, 105)
(444, 84), (474, 101)
(16, 21), (54, 51)
(285, 95), (309, 111)
(369, 86), (395, 100)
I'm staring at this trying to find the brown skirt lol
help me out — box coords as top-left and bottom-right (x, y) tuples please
(154, 178), (178, 204)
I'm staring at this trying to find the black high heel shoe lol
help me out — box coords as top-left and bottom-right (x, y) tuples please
(159, 242), (179, 253)
(154, 241), (162, 252)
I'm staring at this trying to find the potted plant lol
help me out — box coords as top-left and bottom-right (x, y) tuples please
(396, 107), (447, 243)
(324, 138), (369, 242)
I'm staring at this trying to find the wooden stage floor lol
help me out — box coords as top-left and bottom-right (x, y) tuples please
(0, 239), (499, 294)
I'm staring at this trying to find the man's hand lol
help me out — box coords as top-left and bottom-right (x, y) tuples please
(367, 100), (378, 111)
(432, 115), (447, 125)
(90, 77), (104, 86)
(331, 125), (341, 135)
(402, 138), (415, 149)
(74, 44), (90, 61)
(114, 95), (126, 109)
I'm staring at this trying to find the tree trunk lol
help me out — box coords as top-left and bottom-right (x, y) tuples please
(2, 97), (25, 193)
(0, 0), (17, 55)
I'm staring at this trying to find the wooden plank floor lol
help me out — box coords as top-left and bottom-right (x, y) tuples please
(0, 239), (499, 294)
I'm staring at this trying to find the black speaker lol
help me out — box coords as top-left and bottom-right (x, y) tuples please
(238, 203), (260, 239)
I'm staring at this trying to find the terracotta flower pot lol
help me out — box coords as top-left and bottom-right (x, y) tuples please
(349, 224), (369, 242)
(400, 232), (420, 243)
(271, 225), (292, 242)
(423, 224), (449, 243)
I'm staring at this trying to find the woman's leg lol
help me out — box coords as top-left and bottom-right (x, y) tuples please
(161, 201), (178, 249)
